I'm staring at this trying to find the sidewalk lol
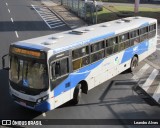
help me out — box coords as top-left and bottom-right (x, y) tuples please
(41, 0), (87, 29)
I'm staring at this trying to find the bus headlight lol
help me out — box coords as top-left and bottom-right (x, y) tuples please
(37, 99), (42, 103)
(36, 95), (48, 104)
(43, 95), (48, 101)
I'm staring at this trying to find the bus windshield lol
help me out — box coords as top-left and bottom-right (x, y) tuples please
(10, 55), (48, 90)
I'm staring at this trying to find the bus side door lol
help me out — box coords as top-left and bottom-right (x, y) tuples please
(50, 57), (71, 107)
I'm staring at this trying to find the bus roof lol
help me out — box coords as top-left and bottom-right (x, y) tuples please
(12, 17), (157, 54)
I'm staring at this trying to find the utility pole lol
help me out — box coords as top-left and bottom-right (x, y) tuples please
(134, 0), (140, 14)
(92, 0), (97, 24)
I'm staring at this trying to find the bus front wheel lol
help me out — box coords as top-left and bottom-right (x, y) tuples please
(130, 56), (138, 72)
(72, 84), (82, 105)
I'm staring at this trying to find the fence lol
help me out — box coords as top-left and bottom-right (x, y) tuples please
(62, 0), (86, 18)
(61, 0), (98, 24)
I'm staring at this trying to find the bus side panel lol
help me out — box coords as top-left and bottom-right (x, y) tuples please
(52, 37), (157, 109)
(53, 88), (72, 108)
(138, 37), (157, 62)
(53, 60), (104, 107)
(121, 40), (149, 64)
(86, 38), (157, 90)
(85, 51), (128, 89)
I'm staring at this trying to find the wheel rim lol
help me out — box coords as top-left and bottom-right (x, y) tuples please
(132, 59), (137, 69)
(78, 89), (82, 98)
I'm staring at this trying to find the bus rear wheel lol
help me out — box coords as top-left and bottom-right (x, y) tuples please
(130, 56), (138, 72)
(72, 84), (82, 105)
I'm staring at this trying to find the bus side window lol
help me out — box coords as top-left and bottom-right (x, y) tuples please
(106, 37), (118, 47)
(130, 29), (139, 46)
(119, 33), (129, 43)
(72, 46), (89, 71)
(149, 24), (156, 38)
(72, 46), (89, 59)
(90, 41), (105, 63)
(140, 27), (148, 42)
(91, 41), (104, 52)
(106, 37), (118, 56)
(60, 58), (69, 76)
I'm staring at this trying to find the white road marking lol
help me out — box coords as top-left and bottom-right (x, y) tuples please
(41, 15), (58, 19)
(31, 5), (51, 29)
(141, 69), (159, 91)
(6, 3), (8, 6)
(31, 4), (66, 29)
(42, 113), (46, 117)
(152, 82), (160, 102)
(50, 24), (66, 29)
(50, 22), (64, 26)
(15, 31), (19, 38)
(47, 20), (61, 24)
(8, 9), (10, 13)
(11, 18), (13, 22)
(132, 63), (150, 80)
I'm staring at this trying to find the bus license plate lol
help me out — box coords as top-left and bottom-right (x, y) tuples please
(19, 101), (26, 106)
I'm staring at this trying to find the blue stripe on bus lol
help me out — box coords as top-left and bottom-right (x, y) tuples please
(120, 40), (149, 64)
(89, 32), (115, 44)
(53, 32), (115, 54)
(140, 22), (149, 28)
(54, 60), (104, 97)
(15, 42), (46, 50)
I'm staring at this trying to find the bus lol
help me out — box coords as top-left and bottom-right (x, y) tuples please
(2, 17), (157, 112)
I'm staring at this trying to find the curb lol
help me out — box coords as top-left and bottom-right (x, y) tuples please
(47, 6), (71, 29)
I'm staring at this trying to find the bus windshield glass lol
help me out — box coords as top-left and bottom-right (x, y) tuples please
(10, 55), (48, 90)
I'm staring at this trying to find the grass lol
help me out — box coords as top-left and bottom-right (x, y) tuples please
(96, 5), (160, 23)
(101, 0), (131, 2)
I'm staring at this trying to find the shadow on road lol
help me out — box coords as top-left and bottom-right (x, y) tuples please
(0, 21), (69, 32)
(58, 80), (142, 109)
(0, 69), (41, 120)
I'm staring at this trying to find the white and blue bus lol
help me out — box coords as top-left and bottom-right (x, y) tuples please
(2, 17), (157, 111)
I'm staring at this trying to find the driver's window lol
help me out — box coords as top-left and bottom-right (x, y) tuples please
(52, 58), (69, 79)
(55, 61), (60, 77)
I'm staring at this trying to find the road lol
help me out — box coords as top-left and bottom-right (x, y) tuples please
(0, 0), (69, 123)
(0, 0), (69, 65)
(0, 0), (160, 128)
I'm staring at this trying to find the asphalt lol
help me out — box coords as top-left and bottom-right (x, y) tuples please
(42, 0), (87, 29)
(0, 0), (69, 68)
(0, 0), (69, 120)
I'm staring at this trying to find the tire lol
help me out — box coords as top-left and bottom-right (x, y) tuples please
(72, 84), (82, 105)
(130, 56), (138, 72)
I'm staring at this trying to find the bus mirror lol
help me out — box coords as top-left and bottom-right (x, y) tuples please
(2, 54), (9, 70)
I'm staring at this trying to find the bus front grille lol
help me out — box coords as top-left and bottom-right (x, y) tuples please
(12, 94), (36, 107)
